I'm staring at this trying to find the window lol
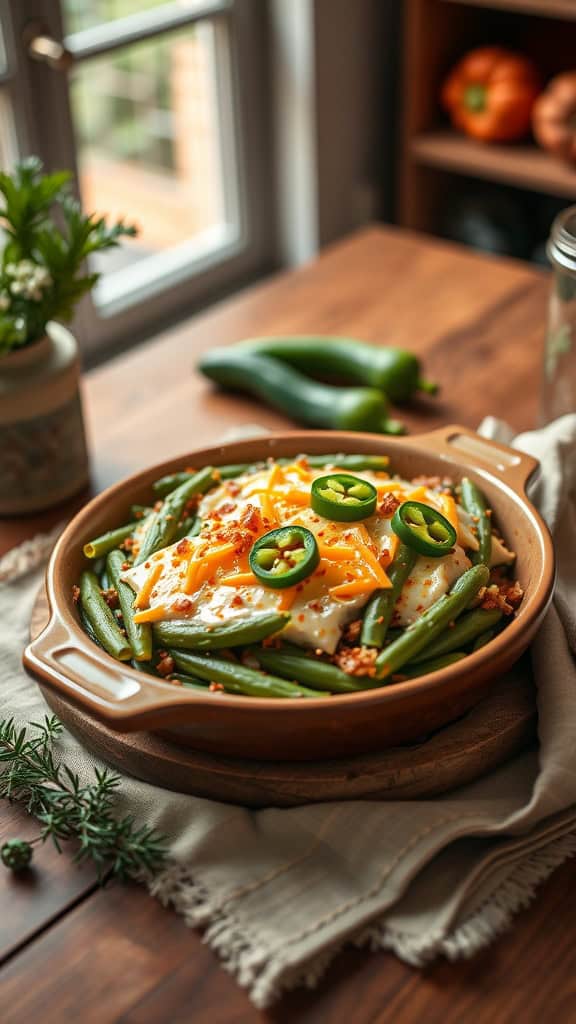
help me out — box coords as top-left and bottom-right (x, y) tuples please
(2, 0), (272, 353)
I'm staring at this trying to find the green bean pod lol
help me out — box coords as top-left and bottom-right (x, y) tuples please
(361, 543), (417, 648)
(397, 651), (467, 679)
(153, 463), (253, 496)
(79, 571), (132, 662)
(107, 549), (152, 661)
(80, 608), (102, 649)
(171, 673), (212, 692)
(460, 478), (492, 566)
(168, 649), (326, 699)
(130, 504), (153, 520)
(83, 521), (139, 560)
(172, 514), (201, 542)
(198, 349), (405, 435)
(302, 454), (390, 471)
(154, 612), (291, 651)
(153, 455), (391, 498)
(416, 608), (502, 661)
(239, 337), (438, 400)
(375, 564), (490, 679)
(135, 466), (216, 565)
(251, 645), (379, 693)
(472, 628), (497, 652)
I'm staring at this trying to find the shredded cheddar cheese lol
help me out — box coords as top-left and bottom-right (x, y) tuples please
(276, 587), (299, 612)
(329, 579), (376, 600)
(133, 603), (170, 624)
(440, 493), (463, 545)
(220, 572), (258, 587)
(134, 562), (163, 610)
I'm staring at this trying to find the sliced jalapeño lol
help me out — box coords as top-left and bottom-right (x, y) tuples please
(249, 526), (319, 589)
(310, 473), (377, 522)
(391, 500), (457, 558)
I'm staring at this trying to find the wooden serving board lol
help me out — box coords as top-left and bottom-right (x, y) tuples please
(30, 588), (537, 808)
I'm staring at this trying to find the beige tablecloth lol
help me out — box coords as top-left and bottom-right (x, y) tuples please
(1, 416), (575, 1008)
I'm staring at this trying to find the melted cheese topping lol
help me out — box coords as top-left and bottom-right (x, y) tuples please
(120, 461), (512, 653)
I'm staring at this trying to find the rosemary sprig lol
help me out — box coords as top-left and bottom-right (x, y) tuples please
(0, 716), (167, 881)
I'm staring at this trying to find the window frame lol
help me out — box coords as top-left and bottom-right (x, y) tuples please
(1, 0), (274, 356)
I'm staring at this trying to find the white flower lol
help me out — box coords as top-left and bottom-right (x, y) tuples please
(15, 259), (35, 278)
(0, 293), (10, 311)
(32, 266), (51, 288)
(4, 260), (51, 301)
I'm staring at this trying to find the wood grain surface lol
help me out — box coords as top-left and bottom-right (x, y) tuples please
(2, 226), (574, 1023)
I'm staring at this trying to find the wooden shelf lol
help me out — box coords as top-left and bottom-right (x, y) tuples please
(441, 0), (576, 19)
(412, 131), (576, 199)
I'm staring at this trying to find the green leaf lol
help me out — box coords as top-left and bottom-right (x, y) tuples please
(0, 715), (167, 881)
(0, 157), (138, 353)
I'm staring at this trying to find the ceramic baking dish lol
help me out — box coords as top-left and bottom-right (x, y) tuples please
(24, 425), (555, 760)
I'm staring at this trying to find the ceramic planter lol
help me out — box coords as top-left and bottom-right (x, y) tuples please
(0, 322), (89, 515)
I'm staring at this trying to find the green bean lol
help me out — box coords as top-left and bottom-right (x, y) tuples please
(172, 514), (200, 542)
(417, 608), (502, 661)
(153, 473), (190, 496)
(135, 466), (216, 565)
(375, 564), (489, 679)
(80, 608), (101, 649)
(361, 543), (417, 648)
(154, 612), (291, 651)
(460, 478), (492, 566)
(152, 455), (390, 497)
(79, 571), (132, 662)
(107, 550), (153, 662)
(83, 521), (139, 560)
(397, 652), (467, 679)
(188, 517), (202, 538)
(171, 672), (211, 692)
(302, 453), (390, 471)
(168, 649), (326, 699)
(251, 645), (379, 693)
(130, 504), (153, 520)
(472, 628), (497, 652)
(153, 463), (253, 496)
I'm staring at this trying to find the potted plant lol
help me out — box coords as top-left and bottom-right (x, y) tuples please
(0, 157), (137, 516)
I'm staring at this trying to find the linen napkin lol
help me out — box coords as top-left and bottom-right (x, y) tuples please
(2, 416), (576, 1008)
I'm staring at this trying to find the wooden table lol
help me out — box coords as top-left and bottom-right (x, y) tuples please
(1, 227), (574, 1023)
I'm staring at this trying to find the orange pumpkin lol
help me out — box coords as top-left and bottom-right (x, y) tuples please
(532, 72), (576, 165)
(442, 46), (541, 142)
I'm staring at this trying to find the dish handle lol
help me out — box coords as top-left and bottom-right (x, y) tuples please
(24, 612), (186, 726)
(413, 424), (539, 494)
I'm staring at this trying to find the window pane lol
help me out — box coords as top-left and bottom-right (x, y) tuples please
(69, 21), (230, 301)
(63, 0), (198, 35)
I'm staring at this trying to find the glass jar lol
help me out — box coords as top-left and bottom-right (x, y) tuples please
(542, 205), (576, 424)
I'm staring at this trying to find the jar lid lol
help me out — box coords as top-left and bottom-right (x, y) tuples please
(548, 206), (576, 274)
